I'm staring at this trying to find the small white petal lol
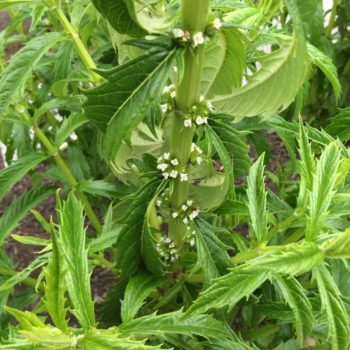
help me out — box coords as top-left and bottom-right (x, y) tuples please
(187, 200), (193, 206)
(170, 158), (179, 166)
(161, 104), (168, 113)
(170, 170), (178, 178)
(197, 156), (203, 164)
(180, 173), (188, 182)
(173, 28), (185, 38)
(163, 152), (170, 160)
(170, 91), (176, 98)
(183, 217), (189, 224)
(213, 18), (222, 30)
(196, 116), (204, 125)
(172, 212), (178, 218)
(156, 200), (162, 207)
(193, 32), (205, 47)
(184, 119), (192, 128)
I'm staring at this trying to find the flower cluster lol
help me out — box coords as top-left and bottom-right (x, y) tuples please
(157, 152), (188, 181)
(156, 236), (179, 262)
(190, 143), (204, 165)
(172, 199), (200, 225)
(160, 84), (176, 115)
(183, 95), (214, 128)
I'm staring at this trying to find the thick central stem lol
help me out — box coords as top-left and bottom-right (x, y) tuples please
(169, 0), (210, 247)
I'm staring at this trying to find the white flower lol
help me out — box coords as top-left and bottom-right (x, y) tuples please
(160, 104), (168, 113)
(59, 142), (68, 151)
(173, 66), (178, 73)
(184, 119), (192, 128)
(189, 209), (199, 220)
(170, 90), (176, 98)
(37, 82), (43, 89)
(157, 163), (169, 172)
(199, 95), (205, 102)
(197, 156), (203, 164)
(190, 238), (196, 246)
(213, 18), (222, 30)
(162, 172), (169, 179)
(163, 84), (175, 94)
(163, 152), (170, 160)
(172, 212), (178, 218)
(169, 242), (175, 249)
(181, 204), (188, 211)
(170, 158), (179, 166)
(193, 32), (205, 47)
(156, 200), (162, 207)
(170, 249), (177, 255)
(187, 200), (193, 206)
(196, 116), (205, 125)
(183, 217), (189, 224)
(180, 173), (188, 182)
(170, 170), (178, 178)
(207, 101), (214, 111)
(173, 28), (185, 38)
(70, 132), (78, 141)
(165, 237), (172, 244)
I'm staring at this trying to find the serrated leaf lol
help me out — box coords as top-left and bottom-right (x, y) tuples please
(0, 33), (64, 120)
(121, 310), (234, 341)
(325, 108), (350, 142)
(212, 34), (308, 118)
(201, 28), (246, 97)
(314, 264), (350, 350)
(84, 40), (178, 161)
(92, 0), (146, 38)
(88, 228), (122, 254)
(54, 113), (87, 147)
(81, 329), (161, 350)
(246, 154), (268, 242)
(58, 192), (95, 330)
(78, 179), (118, 198)
(0, 152), (48, 202)
(306, 143), (341, 240)
(0, 186), (54, 244)
(121, 271), (160, 323)
(185, 269), (270, 316)
(43, 229), (68, 332)
(244, 241), (324, 275)
(274, 276), (313, 346)
(53, 41), (74, 82)
(307, 43), (341, 100)
(4, 306), (45, 330)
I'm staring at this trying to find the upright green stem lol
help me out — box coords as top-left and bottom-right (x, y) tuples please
(21, 112), (102, 234)
(168, 0), (211, 247)
(51, 5), (100, 83)
(325, 0), (338, 38)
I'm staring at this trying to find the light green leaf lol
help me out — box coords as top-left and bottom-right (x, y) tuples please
(246, 154), (268, 242)
(88, 228), (122, 254)
(11, 234), (49, 247)
(201, 28), (246, 97)
(306, 143), (341, 240)
(121, 271), (160, 323)
(314, 264), (350, 350)
(0, 186), (54, 244)
(79, 179), (118, 199)
(58, 192), (95, 329)
(54, 113), (88, 147)
(0, 33), (64, 120)
(84, 39), (178, 161)
(185, 269), (270, 316)
(307, 43), (341, 100)
(121, 311), (234, 341)
(4, 306), (46, 330)
(212, 34), (308, 118)
(274, 276), (313, 346)
(0, 152), (48, 202)
(43, 229), (68, 332)
(0, 0), (39, 9)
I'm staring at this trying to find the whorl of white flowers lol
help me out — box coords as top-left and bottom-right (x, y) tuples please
(157, 237), (179, 262)
(172, 199), (200, 226)
(182, 95), (214, 128)
(157, 152), (189, 182)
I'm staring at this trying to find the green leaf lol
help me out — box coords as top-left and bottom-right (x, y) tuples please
(53, 41), (74, 81)
(84, 39), (178, 161)
(0, 152), (48, 202)
(116, 178), (161, 277)
(43, 229), (68, 332)
(54, 113), (87, 147)
(274, 276), (313, 346)
(81, 329), (161, 350)
(314, 264), (350, 350)
(121, 311), (234, 341)
(79, 179), (119, 198)
(212, 34), (308, 118)
(307, 43), (341, 101)
(0, 0), (39, 9)
(306, 143), (341, 240)
(4, 306), (45, 330)
(325, 108), (350, 142)
(58, 192), (95, 330)
(201, 28), (246, 97)
(0, 186), (54, 245)
(92, 0), (146, 38)
(244, 242), (324, 276)
(88, 228), (122, 254)
(0, 33), (64, 120)
(185, 269), (270, 316)
(121, 271), (160, 323)
(246, 154), (268, 242)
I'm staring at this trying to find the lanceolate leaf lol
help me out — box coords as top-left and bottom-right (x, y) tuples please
(0, 152), (48, 202)
(58, 192), (95, 330)
(0, 33), (64, 120)
(274, 276), (313, 346)
(246, 154), (268, 242)
(314, 264), (350, 350)
(307, 43), (341, 100)
(84, 39), (179, 161)
(212, 34), (308, 118)
(121, 271), (160, 323)
(186, 269), (270, 316)
(121, 311), (234, 342)
(306, 143), (341, 240)
(0, 186), (54, 244)
(43, 229), (68, 332)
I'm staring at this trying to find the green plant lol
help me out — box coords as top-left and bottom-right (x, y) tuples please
(0, 0), (350, 349)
